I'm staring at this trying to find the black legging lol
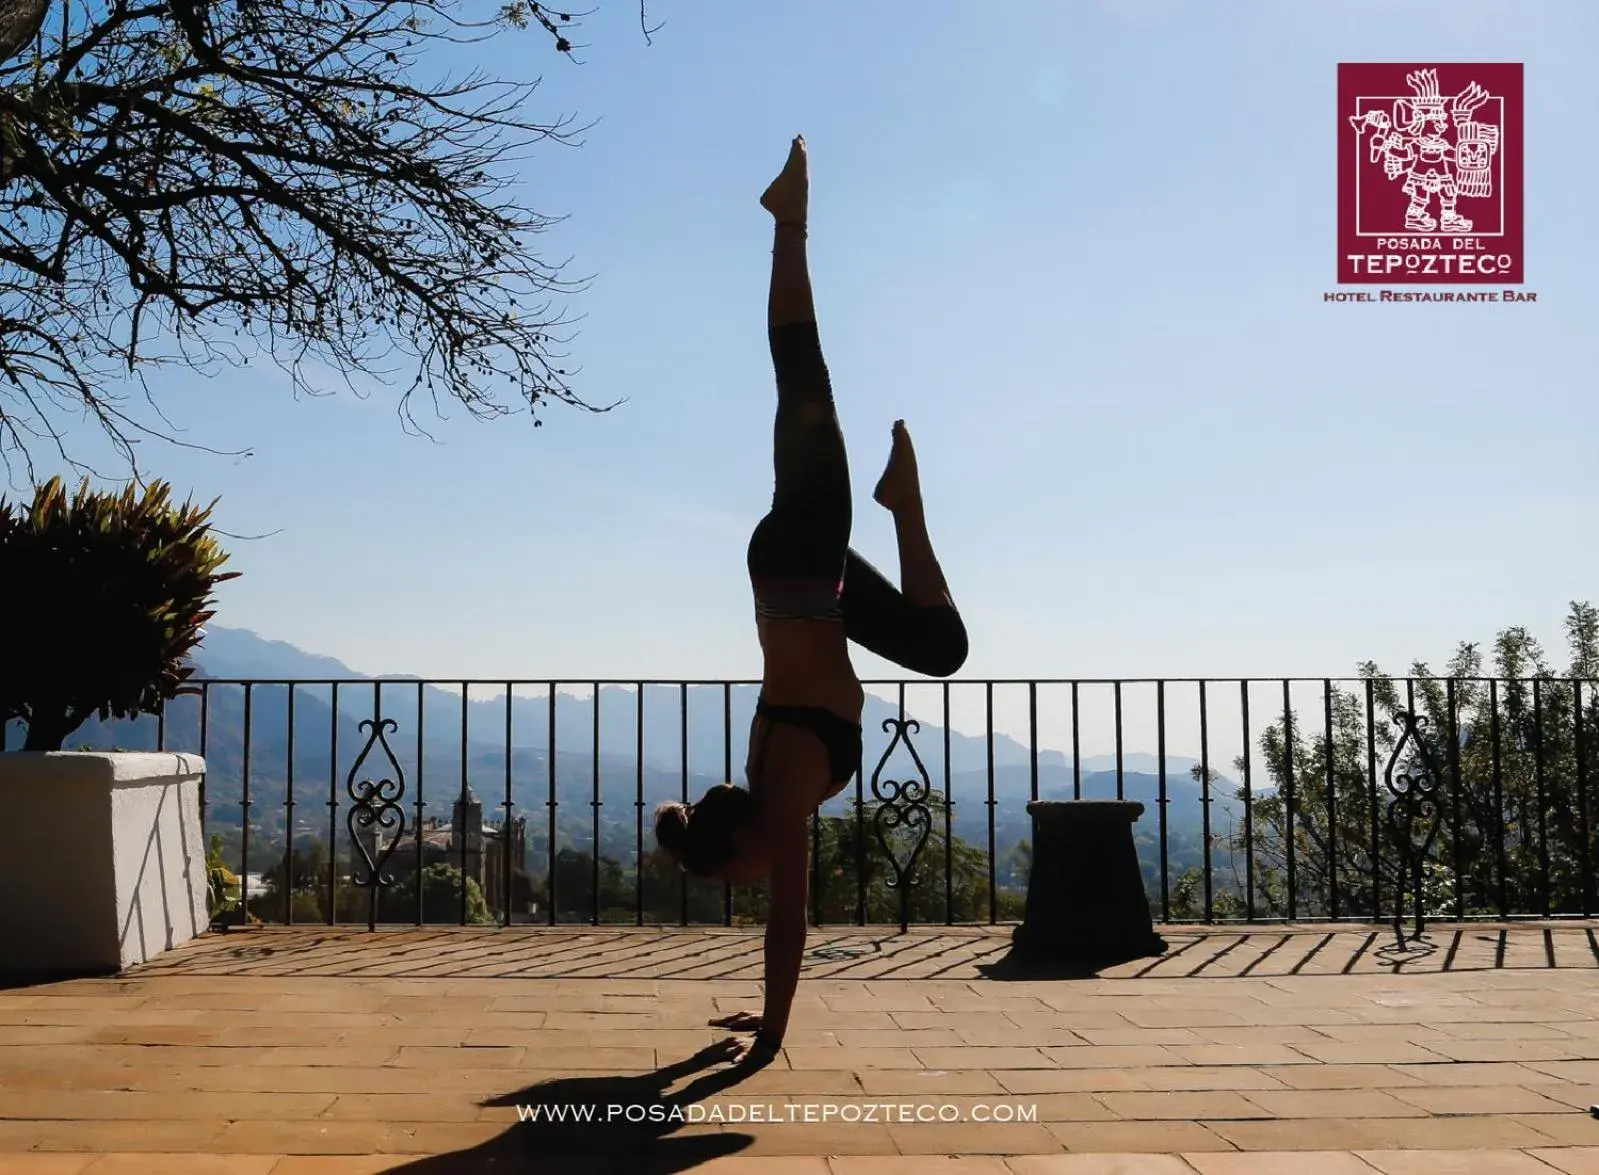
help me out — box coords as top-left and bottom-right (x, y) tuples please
(745, 321), (968, 679)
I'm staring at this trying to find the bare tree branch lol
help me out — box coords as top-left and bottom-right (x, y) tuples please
(0, 0), (659, 481)
(640, 0), (662, 45)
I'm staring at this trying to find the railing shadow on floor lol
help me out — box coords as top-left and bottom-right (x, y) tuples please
(120, 922), (1599, 983)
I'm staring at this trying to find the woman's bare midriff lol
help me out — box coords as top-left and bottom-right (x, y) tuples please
(756, 617), (865, 719)
(747, 617), (865, 806)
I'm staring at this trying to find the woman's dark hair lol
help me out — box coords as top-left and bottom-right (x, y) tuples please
(653, 783), (756, 877)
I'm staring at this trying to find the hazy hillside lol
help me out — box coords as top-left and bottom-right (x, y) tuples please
(175, 628), (1216, 779)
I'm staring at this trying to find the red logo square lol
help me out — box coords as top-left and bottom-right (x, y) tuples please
(1337, 63), (1523, 284)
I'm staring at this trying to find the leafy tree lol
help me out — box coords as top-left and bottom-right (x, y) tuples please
(335, 860), (491, 923)
(247, 846), (491, 925)
(249, 838), (330, 921)
(402, 860), (492, 923)
(1233, 601), (1599, 922)
(1168, 867), (1244, 922)
(1160, 764), (1245, 921)
(634, 844), (730, 925)
(780, 794), (1023, 925)
(542, 844), (756, 925)
(261, 838), (327, 892)
(286, 891), (323, 923)
(0, 0), (657, 473)
(546, 844), (630, 922)
(248, 887), (322, 924)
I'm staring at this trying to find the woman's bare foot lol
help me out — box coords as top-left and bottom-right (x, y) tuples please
(760, 135), (808, 225)
(873, 420), (923, 514)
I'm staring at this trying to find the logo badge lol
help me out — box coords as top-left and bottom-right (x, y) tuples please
(1337, 63), (1523, 284)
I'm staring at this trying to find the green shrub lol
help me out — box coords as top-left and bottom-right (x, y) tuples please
(205, 834), (240, 920)
(0, 477), (237, 751)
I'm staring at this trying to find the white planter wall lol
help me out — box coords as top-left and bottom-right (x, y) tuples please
(0, 752), (209, 974)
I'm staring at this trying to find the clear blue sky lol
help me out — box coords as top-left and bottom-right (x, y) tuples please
(32, 0), (1599, 723)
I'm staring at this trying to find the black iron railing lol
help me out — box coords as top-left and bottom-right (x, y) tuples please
(28, 675), (1597, 934)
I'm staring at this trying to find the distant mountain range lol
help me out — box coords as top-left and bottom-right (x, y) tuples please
(6, 627), (1247, 887)
(182, 627), (1211, 780)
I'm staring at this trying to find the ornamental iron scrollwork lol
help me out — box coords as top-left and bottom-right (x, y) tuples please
(870, 716), (934, 933)
(1383, 710), (1445, 951)
(346, 717), (407, 931)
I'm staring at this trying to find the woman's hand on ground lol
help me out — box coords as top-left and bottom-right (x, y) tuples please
(724, 1030), (782, 1068)
(709, 1011), (781, 1065)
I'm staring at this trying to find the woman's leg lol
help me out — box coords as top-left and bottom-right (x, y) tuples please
(872, 420), (955, 608)
(839, 422), (969, 677)
(746, 136), (852, 614)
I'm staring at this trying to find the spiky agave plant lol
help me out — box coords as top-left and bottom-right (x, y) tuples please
(0, 476), (239, 751)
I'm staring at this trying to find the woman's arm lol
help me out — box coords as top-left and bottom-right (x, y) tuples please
(757, 809), (810, 1047)
(745, 724), (823, 1052)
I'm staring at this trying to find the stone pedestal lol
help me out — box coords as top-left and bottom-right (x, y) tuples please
(1013, 800), (1165, 961)
(0, 753), (209, 974)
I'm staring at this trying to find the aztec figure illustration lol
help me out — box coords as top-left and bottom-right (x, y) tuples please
(1348, 68), (1501, 233)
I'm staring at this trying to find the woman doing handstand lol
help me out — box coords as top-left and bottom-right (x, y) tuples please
(654, 136), (968, 1061)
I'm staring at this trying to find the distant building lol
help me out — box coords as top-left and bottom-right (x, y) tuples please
(357, 789), (538, 921)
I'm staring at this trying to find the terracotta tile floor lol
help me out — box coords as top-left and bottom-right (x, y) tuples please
(2, 924), (1598, 1173)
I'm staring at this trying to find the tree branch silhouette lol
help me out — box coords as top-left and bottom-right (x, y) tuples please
(0, 0), (657, 480)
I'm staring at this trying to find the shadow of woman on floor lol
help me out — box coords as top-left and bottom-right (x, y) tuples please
(383, 1038), (773, 1173)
